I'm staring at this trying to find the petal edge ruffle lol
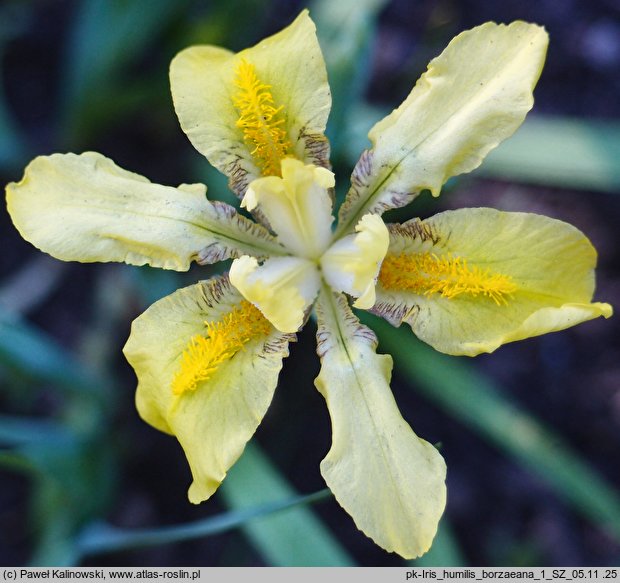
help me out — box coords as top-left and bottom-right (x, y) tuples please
(170, 10), (331, 197)
(6, 152), (286, 271)
(123, 275), (294, 503)
(314, 288), (446, 558)
(373, 208), (612, 356)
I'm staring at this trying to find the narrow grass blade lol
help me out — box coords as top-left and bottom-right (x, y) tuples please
(61, 0), (188, 141)
(63, 0), (181, 101)
(2, 433), (115, 566)
(0, 450), (37, 473)
(365, 315), (620, 541)
(0, 309), (106, 398)
(312, 0), (388, 158)
(0, 78), (27, 170)
(0, 415), (70, 446)
(75, 488), (331, 559)
(29, 484), (81, 567)
(0, 3), (30, 170)
(220, 443), (356, 566)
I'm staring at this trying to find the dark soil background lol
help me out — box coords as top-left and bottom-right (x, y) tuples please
(1, 0), (619, 567)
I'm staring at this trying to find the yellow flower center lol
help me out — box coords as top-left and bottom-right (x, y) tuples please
(172, 300), (272, 395)
(379, 251), (517, 305)
(233, 60), (291, 176)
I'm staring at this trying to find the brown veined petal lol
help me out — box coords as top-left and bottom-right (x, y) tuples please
(170, 10), (331, 197)
(314, 287), (446, 559)
(6, 152), (286, 271)
(373, 208), (612, 356)
(337, 21), (548, 236)
(123, 275), (295, 503)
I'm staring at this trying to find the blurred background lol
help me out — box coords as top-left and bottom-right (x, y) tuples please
(1, 0), (620, 567)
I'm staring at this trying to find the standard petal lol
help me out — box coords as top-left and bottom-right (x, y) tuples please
(243, 158), (335, 258)
(321, 213), (389, 308)
(6, 152), (286, 271)
(337, 22), (548, 236)
(374, 208), (613, 356)
(314, 289), (446, 559)
(123, 275), (294, 503)
(229, 255), (320, 333)
(170, 10), (331, 197)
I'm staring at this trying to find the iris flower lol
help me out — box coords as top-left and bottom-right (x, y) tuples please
(6, 11), (612, 559)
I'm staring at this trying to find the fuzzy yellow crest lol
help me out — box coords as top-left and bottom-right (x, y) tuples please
(171, 300), (272, 395)
(233, 60), (291, 176)
(379, 252), (517, 305)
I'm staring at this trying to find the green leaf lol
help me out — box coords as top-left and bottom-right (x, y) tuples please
(312, 0), (388, 159)
(0, 450), (36, 473)
(61, 0), (188, 140)
(1, 433), (115, 566)
(181, 0), (275, 48)
(344, 103), (386, 163)
(74, 487), (331, 559)
(0, 3), (30, 171)
(0, 414), (70, 446)
(479, 116), (620, 192)
(29, 481), (82, 567)
(363, 314), (620, 542)
(0, 309), (106, 399)
(0, 74), (27, 170)
(220, 443), (356, 566)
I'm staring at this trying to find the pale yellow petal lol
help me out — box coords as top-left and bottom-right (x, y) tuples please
(123, 276), (293, 503)
(314, 288), (446, 559)
(374, 208), (612, 356)
(243, 159), (335, 258)
(6, 152), (286, 271)
(337, 22), (548, 235)
(170, 10), (331, 197)
(321, 213), (389, 308)
(229, 255), (320, 333)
